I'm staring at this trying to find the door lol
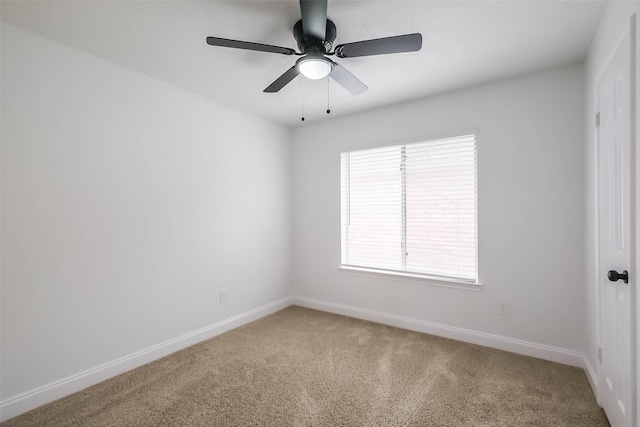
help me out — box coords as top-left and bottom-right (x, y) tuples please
(597, 32), (635, 427)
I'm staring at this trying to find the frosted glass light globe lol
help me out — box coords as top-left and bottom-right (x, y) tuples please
(298, 57), (333, 80)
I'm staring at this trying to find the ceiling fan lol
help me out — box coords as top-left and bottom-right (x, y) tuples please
(206, 0), (422, 95)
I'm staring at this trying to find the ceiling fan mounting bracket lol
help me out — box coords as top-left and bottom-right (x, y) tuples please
(293, 19), (336, 54)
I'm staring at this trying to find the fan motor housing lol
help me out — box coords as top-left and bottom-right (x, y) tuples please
(294, 19), (337, 54)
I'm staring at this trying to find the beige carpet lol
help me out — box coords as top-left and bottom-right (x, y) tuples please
(3, 306), (608, 426)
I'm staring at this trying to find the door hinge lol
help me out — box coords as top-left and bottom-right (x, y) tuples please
(598, 347), (602, 363)
(595, 112), (600, 128)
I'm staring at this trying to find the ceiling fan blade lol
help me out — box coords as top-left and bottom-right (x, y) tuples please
(299, 0), (327, 40)
(329, 63), (367, 95)
(206, 37), (295, 55)
(335, 33), (422, 58)
(264, 66), (301, 93)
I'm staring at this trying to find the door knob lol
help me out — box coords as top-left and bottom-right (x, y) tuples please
(607, 270), (628, 284)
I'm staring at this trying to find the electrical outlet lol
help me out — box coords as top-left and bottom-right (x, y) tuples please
(219, 289), (227, 303)
(499, 301), (510, 315)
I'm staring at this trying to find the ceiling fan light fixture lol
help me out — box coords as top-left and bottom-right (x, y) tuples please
(297, 56), (333, 80)
(207, 0), (422, 95)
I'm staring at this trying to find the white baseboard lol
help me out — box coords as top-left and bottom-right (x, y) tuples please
(292, 295), (586, 368)
(583, 354), (600, 404)
(0, 296), (293, 423)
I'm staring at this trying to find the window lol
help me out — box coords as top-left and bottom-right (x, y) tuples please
(340, 134), (477, 283)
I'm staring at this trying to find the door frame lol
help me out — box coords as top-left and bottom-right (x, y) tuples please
(594, 12), (638, 426)
(633, 12), (639, 426)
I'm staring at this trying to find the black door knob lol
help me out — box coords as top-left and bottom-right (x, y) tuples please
(607, 270), (628, 284)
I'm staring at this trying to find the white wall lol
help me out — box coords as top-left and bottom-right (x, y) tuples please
(1, 23), (292, 410)
(583, 0), (640, 412)
(292, 65), (586, 357)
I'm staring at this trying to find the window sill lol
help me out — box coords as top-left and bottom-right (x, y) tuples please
(338, 266), (483, 291)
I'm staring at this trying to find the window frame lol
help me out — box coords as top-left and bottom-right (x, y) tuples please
(338, 130), (481, 289)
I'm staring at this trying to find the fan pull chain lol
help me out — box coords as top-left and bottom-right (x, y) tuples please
(326, 78), (331, 114)
(301, 79), (305, 122)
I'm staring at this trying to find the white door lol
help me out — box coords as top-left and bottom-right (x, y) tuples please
(597, 32), (635, 427)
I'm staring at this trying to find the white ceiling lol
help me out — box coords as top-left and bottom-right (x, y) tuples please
(1, 0), (606, 128)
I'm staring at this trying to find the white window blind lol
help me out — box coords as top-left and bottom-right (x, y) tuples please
(340, 134), (477, 282)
